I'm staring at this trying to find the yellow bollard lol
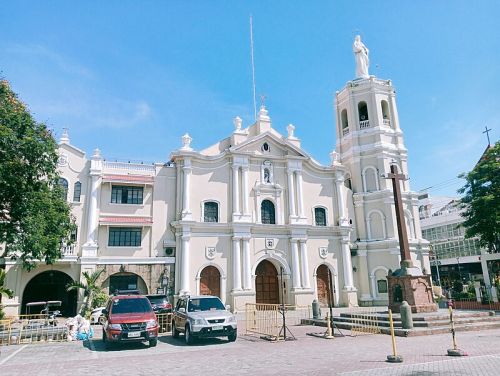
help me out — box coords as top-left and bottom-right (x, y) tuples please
(386, 309), (403, 363)
(447, 304), (467, 356)
(325, 312), (333, 339)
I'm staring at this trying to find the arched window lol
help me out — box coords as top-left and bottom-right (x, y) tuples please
(344, 178), (352, 190)
(261, 200), (276, 224)
(58, 178), (69, 201)
(341, 109), (349, 135)
(358, 101), (369, 128)
(314, 207), (327, 226)
(73, 181), (82, 202)
(204, 201), (219, 223)
(381, 100), (390, 125)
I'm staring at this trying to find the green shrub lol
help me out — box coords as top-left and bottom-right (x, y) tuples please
(92, 292), (109, 309)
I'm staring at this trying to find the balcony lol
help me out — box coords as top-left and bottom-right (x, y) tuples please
(61, 244), (78, 259)
(342, 128), (350, 136)
(359, 120), (370, 129)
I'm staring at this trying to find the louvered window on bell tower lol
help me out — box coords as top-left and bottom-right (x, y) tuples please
(358, 102), (369, 121)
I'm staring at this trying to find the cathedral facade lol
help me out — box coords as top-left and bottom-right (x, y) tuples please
(3, 74), (431, 315)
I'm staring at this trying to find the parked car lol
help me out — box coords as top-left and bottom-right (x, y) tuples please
(146, 294), (172, 314)
(101, 294), (159, 349)
(90, 307), (106, 325)
(171, 295), (237, 345)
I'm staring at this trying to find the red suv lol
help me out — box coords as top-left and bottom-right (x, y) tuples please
(102, 294), (159, 349)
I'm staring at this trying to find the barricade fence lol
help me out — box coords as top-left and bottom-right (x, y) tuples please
(156, 312), (172, 334)
(0, 314), (67, 346)
(346, 307), (381, 336)
(245, 303), (310, 340)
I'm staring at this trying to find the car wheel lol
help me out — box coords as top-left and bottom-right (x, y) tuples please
(228, 332), (237, 342)
(172, 322), (179, 338)
(185, 325), (194, 345)
(149, 338), (158, 347)
(98, 316), (106, 325)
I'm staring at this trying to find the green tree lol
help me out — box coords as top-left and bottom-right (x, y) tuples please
(0, 80), (74, 270)
(0, 269), (14, 319)
(66, 269), (105, 317)
(458, 141), (500, 253)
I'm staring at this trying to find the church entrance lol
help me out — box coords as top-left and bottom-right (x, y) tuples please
(200, 266), (221, 297)
(255, 260), (279, 304)
(316, 264), (333, 306)
(22, 270), (77, 317)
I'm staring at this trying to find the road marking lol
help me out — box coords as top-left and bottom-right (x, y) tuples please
(0, 344), (28, 366)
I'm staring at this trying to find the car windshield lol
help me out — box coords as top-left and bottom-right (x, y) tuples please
(111, 298), (152, 314)
(147, 296), (167, 304)
(188, 297), (225, 312)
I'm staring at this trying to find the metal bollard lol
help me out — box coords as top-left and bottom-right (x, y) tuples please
(386, 309), (403, 363)
(312, 299), (320, 320)
(400, 301), (413, 329)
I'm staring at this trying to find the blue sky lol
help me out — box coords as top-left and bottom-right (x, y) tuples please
(1, 1), (498, 196)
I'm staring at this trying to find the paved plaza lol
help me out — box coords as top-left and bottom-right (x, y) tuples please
(1, 325), (499, 375)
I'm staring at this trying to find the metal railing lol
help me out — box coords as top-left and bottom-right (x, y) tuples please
(451, 286), (500, 311)
(245, 304), (310, 341)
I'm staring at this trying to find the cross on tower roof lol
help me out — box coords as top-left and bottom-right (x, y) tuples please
(483, 126), (492, 146)
(260, 94), (267, 108)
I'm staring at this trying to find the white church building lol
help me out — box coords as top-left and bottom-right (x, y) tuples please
(3, 40), (431, 315)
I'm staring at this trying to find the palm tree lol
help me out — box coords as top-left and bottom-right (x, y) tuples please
(0, 269), (14, 320)
(66, 268), (105, 317)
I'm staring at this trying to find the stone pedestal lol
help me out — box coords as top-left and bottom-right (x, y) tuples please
(387, 275), (437, 313)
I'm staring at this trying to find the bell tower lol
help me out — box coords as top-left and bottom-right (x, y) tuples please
(333, 37), (429, 305)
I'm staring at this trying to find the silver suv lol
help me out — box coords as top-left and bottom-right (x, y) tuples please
(171, 295), (237, 344)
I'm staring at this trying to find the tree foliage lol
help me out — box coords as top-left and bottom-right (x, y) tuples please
(0, 80), (74, 270)
(66, 268), (106, 317)
(458, 141), (500, 252)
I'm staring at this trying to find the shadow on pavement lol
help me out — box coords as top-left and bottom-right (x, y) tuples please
(159, 335), (231, 347)
(83, 339), (151, 352)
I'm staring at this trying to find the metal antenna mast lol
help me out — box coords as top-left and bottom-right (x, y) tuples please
(250, 15), (257, 121)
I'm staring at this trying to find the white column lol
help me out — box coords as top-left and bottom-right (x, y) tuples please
(333, 273), (340, 306)
(370, 274), (377, 300)
(341, 239), (355, 289)
(299, 240), (311, 288)
(242, 238), (252, 290)
(180, 235), (190, 294)
(232, 237), (242, 291)
(242, 167), (249, 216)
(232, 166), (240, 216)
(287, 170), (296, 219)
(220, 277), (227, 304)
(86, 174), (100, 244)
(335, 171), (349, 226)
(290, 239), (301, 289)
(295, 171), (304, 218)
(182, 159), (192, 217)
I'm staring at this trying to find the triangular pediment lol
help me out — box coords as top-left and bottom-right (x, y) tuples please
(230, 131), (308, 159)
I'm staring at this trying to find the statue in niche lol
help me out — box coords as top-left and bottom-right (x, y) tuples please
(264, 168), (271, 183)
(353, 35), (369, 79)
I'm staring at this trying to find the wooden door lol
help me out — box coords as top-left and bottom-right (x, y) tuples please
(200, 266), (221, 297)
(255, 260), (279, 304)
(316, 264), (332, 306)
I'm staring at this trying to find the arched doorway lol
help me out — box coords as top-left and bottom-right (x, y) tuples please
(316, 264), (333, 306)
(106, 272), (148, 295)
(255, 260), (279, 304)
(200, 266), (221, 297)
(22, 271), (77, 317)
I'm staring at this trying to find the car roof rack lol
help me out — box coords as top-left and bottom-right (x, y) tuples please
(112, 289), (140, 296)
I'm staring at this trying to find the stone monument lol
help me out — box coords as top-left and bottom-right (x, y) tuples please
(353, 35), (369, 79)
(385, 165), (437, 313)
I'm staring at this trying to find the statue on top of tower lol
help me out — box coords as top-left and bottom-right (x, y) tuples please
(353, 35), (369, 79)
